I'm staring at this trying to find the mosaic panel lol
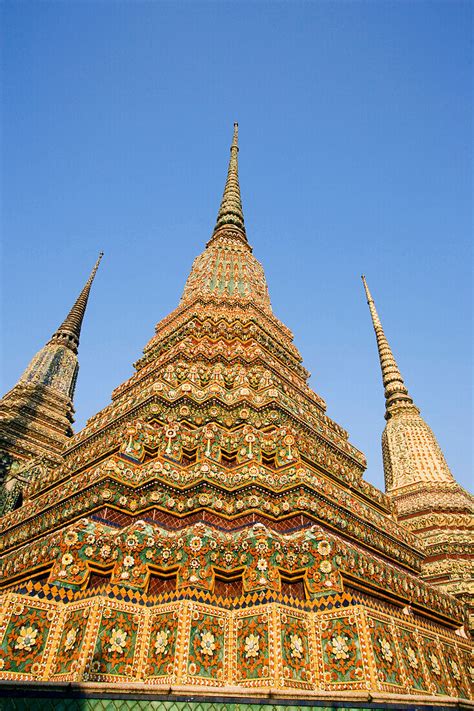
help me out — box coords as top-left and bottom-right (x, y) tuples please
(396, 625), (428, 692)
(420, 635), (450, 696)
(85, 603), (145, 682)
(0, 596), (59, 679)
(439, 641), (469, 699)
(184, 605), (228, 684)
(279, 608), (313, 688)
(234, 608), (273, 686)
(318, 610), (366, 689)
(50, 601), (94, 679)
(144, 605), (180, 682)
(367, 615), (403, 688)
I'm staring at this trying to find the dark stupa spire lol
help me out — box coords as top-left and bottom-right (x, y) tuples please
(48, 252), (103, 354)
(212, 123), (246, 237)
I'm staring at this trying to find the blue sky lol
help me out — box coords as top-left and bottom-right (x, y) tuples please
(1, 1), (472, 492)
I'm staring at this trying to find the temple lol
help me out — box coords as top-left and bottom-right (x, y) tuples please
(0, 126), (472, 709)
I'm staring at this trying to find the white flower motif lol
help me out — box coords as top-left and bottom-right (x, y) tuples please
(108, 628), (128, 654)
(123, 555), (135, 568)
(256, 558), (268, 572)
(318, 540), (331, 556)
(64, 627), (78, 652)
(244, 633), (260, 658)
(100, 545), (111, 559)
(290, 633), (304, 659)
(61, 553), (73, 566)
(429, 653), (441, 676)
(330, 634), (350, 660)
(379, 637), (394, 664)
(450, 659), (460, 680)
(15, 625), (39, 651)
(406, 646), (418, 669)
(154, 629), (169, 655)
(189, 537), (202, 552)
(200, 631), (216, 656)
(319, 559), (332, 574)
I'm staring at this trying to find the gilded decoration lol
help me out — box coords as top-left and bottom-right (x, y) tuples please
(0, 127), (472, 705)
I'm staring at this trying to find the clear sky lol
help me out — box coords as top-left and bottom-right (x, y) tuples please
(1, 1), (472, 493)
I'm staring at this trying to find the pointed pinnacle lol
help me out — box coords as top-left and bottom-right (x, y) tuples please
(361, 275), (414, 417)
(213, 123), (246, 237)
(48, 252), (103, 354)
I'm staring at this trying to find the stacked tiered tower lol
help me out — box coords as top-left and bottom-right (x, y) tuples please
(0, 127), (472, 708)
(362, 276), (474, 635)
(0, 253), (102, 515)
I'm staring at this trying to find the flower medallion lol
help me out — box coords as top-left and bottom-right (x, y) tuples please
(330, 634), (350, 660)
(289, 633), (304, 659)
(319, 559), (332, 574)
(64, 627), (78, 652)
(406, 646), (418, 669)
(200, 631), (216, 656)
(244, 633), (260, 658)
(108, 628), (128, 654)
(154, 629), (170, 655)
(449, 659), (460, 681)
(379, 637), (394, 664)
(429, 652), (441, 676)
(15, 625), (39, 651)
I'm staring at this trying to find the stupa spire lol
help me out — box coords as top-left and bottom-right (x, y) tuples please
(361, 275), (414, 418)
(212, 122), (246, 237)
(180, 125), (273, 310)
(48, 252), (103, 354)
(0, 253), (103, 488)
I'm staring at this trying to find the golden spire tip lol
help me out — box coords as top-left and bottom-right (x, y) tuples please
(232, 123), (239, 149)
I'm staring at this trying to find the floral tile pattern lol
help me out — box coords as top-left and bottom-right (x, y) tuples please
(85, 604), (144, 681)
(144, 606), (180, 681)
(235, 610), (272, 684)
(186, 608), (227, 683)
(420, 635), (450, 696)
(279, 610), (313, 687)
(0, 590), (471, 700)
(0, 597), (58, 678)
(51, 602), (93, 678)
(396, 625), (428, 692)
(318, 612), (365, 687)
(367, 616), (403, 688)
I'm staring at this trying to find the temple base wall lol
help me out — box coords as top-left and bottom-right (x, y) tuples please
(1, 685), (474, 710)
(0, 591), (471, 703)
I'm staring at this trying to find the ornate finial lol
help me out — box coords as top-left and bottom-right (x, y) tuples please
(232, 122), (239, 148)
(48, 252), (103, 354)
(212, 123), (246, 238)
(361, 275), (414, 417)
